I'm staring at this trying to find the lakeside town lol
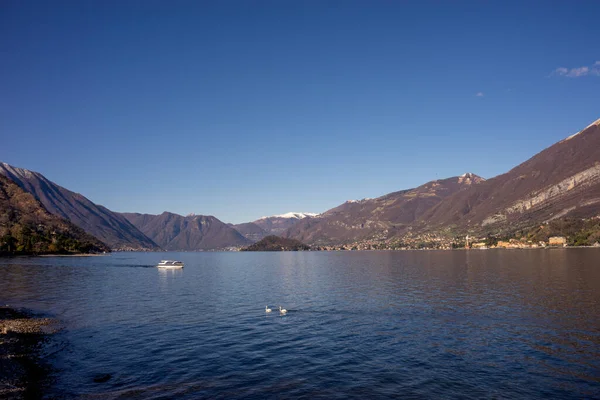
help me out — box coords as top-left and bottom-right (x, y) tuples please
(312, 235), (600, 251)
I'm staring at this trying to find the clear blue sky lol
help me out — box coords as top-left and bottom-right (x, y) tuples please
(1, 1), (599, 223)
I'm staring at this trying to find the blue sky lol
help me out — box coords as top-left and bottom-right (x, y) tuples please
(1, 1), (599, 223)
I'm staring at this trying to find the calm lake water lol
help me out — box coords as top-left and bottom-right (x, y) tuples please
(1, 249), (599, 399)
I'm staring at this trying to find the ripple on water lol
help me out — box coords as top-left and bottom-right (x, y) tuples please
(1, 250), (600, 399)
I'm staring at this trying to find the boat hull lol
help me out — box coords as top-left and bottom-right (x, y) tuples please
(157, 260), (184, 268)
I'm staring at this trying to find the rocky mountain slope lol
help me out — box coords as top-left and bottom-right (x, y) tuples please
(285, 174), (484, 245)
(420, 118), (600, 235)
(122, 212), (251, 250)
(286, 117), (600, 245)
(0, 174), (109, 254)
(0, 163), (159, 251)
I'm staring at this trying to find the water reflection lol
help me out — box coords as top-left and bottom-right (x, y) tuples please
(158, 268), (184, 290)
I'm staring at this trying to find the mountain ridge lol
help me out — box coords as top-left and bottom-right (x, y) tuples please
(0, 174), (110, 254)
(122, 211), (251, 250)
(250, 212), (317, 236)
(229, 222), (268, 242)
(284, 173), (485, 245)
(419, 117), (600, 234)
(0, 163), (159, 251)
(257, 212), (318, 220)
(4, 116), (599, 250)
(285, 117), (600, 246)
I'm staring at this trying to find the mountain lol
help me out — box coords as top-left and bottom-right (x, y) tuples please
(231, 214), (318, 242)
(241, 235), (310, 251)
(230, 222), (268, 242)
(420, 118), (600, 234)
(121, 212), (251, 250)
(286, 117), (600, 246)
(0, 163), (159, 251)
(285, 174), (484, 245)
(252, 212), (318, 236)
(0, 174), (109, 254)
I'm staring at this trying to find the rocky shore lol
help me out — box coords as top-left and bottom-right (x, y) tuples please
(0, 306), (59, 399)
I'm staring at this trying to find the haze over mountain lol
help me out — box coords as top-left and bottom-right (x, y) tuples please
(122, 212), (251, 251)
(0, 163), (159, 251)
(285, 118), (600, 245)
(0, 174), (109, 254)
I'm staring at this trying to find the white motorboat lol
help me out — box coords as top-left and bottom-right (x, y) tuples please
(157, 260), (184, 269)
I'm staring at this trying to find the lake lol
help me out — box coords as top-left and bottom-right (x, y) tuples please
(1, 249), (599, 399)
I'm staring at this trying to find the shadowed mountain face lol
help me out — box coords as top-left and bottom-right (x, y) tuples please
(230, 222), (268, 242)
(0, 175), (109, 254)
(0, 163), (159, 251)
(122, 212), (252, 250)
(420, 118), (600, 234)
(285, 174), (485, 245)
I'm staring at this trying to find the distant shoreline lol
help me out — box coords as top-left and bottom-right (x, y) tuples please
(1, 252), (109, 258)
(39, 253), (109, 257)
(109, 246), (600, 253)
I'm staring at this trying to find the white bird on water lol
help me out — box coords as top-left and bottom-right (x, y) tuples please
(265, 305), (272, 313)
(279, 306), (287, 315)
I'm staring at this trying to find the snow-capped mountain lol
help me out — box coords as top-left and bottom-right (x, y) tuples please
(250, 212), (318, 235)
(285, 174), (485, 245)
(258, 212), (318, 220)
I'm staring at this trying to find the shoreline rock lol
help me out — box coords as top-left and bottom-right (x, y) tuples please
(0, 306), (59, 399)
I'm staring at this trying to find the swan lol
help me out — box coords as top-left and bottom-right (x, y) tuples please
(265, 305), (272, 313)
(279, 306), (287, 315)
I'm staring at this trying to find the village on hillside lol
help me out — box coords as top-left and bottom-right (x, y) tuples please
(312, 234), (600, 251)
